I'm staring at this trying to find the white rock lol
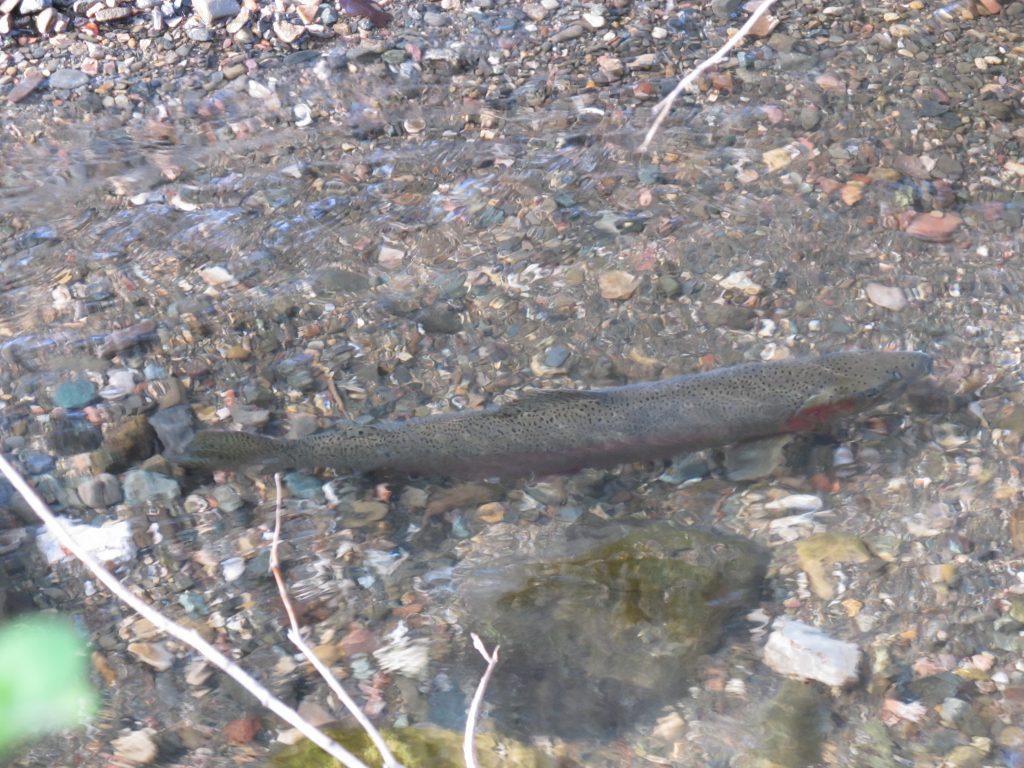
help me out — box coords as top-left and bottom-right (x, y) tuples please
(37, 519), (135, 564)
(718, 270), (763, 295)
(100, 368), (139, 399)
(247, 79), (274, 100)
(191, 0), (238, 24)
(378, 244), (405, 269)
(35, 5), (56, 32)
(763, 619), (860, 687)
(523, 2), (547, 20)
(765, 494), (824, 513)
(865, 282), (907, 311)
(198, 265), (235, 286)
(221, 556), (246, 582)
(373, 623), (430, 679)
(128, 641), (175, 672)
(185, 659), (212, 686)
(111, 729), (159, 765)
(273, 18), (303, 43)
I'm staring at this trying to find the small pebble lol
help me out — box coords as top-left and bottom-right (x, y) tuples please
(866, 282), (908, 311)
(220, 556), (246, 582)
(211, 484), (244, 513)
(128, 641), (175, 671)
(78, 474), (123, 509)
(20, 450), (55, 475)
(191, 0), (239, 23)
(54, 379), (98, 409)
(48, 69), (90, 90)
(904, 211), (962, 243)
(598, 270), (641, 300)
(149, 405), (195, 456)
(111, 729), (159, 765)
(122, 470), (181, 505)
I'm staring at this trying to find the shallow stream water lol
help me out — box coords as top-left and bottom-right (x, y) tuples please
(3, 7), (1024, 766)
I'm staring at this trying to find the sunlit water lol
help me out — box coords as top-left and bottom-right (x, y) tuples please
(3, 10), (1024, 766)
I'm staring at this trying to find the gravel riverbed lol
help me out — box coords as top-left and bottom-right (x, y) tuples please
(2, 0), (1024, 765)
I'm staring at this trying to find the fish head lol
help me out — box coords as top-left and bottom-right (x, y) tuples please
(819, 350), (932, 399)
(784, 351), (932, 431)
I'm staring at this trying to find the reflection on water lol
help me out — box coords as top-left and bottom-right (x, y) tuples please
(2, 15), (1024, 766)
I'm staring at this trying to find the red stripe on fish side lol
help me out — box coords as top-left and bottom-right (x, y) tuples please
(783, 398), (860, 432)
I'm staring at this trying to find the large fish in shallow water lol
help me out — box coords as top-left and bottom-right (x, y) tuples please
(179, 351), (932, 479)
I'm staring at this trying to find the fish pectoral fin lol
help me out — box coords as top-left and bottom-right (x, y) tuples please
(501, 388), (606, 414)
(797, 387), (840, 412)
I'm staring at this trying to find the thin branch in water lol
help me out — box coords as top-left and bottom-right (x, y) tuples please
(0, 454), (366, 768)
(270, 473), (403, 768)
(638, 0), (781, 153)
(463, 633), (500, 768)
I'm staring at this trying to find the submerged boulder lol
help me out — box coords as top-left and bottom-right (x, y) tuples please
(272, 724), (566, 768)
(454, 520), (768, 737)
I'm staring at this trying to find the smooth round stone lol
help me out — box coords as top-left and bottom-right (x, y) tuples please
(211, 484), (244, 513)
(221, 557), (245, 582)
(122, 470), (180, 505)
(21, 450), (55, 475)
(48, 69), (90, 89)
(54, 379), (97, 409)
(143, 363), (166, 379)
(77, 473), (123, 509)
(148, 405), (194, 455)
(542, 345), (571, 369)
(284, 472), (323, 500)
(50, 418), (103, 455)
(100, 369), (138, 400)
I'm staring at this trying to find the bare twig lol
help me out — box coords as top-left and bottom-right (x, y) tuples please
(0, 454), (368, 768)
(270, 473), (403, 768)
(316, 362), (350, 419)
(638, 0), (781, 152)
(463, 633), (500, 768)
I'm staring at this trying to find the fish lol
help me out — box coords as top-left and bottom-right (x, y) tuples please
(178, 350), (932, 479)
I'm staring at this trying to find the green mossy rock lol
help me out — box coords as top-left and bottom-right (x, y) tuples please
(271, 725), (566, 768)
(477, 522), (768, 737)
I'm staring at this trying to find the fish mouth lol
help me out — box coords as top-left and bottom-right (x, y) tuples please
(912, 352), (934, 376)
(892, 351), (933, 382)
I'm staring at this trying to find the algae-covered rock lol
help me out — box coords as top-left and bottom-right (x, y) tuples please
(458, 520), (768, 737)
(90, 415), (157, 473)
(795, 532), (872, 600)
(734, 680), (829, 768)
(271, 725), (566, 768)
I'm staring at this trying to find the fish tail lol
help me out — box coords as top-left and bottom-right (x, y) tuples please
(177, 430), (293, 470)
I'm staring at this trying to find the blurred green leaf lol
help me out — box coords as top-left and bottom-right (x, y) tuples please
(0, 614), (97, 755)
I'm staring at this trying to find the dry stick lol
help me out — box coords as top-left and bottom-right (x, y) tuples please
(0, 454), (369, 768)
(462, 633), (500, 768)
(638, 0), (781, 153)
(316, 363), (350, 420)
(270, 473), (403, 768)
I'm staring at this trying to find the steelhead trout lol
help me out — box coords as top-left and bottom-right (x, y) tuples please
(180, 351), (931, 479)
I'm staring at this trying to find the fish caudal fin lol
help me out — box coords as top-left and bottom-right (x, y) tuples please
(176, 430), (291, 470)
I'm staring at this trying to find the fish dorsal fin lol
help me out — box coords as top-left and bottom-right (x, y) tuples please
(501, 388), (606, 414)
